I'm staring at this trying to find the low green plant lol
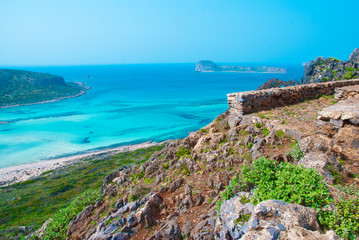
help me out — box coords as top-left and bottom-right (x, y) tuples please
(201, 147), (211, 153)
(131, 170), (145, 180)
(326, 163), (344, 184)
(176, 146), (191, 158)
(41, 189), (101, 240)
(254, 122), (262, 128)
(318, 185), (359, 240)
(181, 164), (191, 176)
(262, 127), (270, 137)
(219, 138), (228, 145)
(218, 157), (331, 211)
(344, 71), (354, 79)
(246, 142), (254, 149)
(144, 177), (155, 185)
(233, 213), (251, 226)
(322, 77), (329, 82)
(346, 67), (354, 72)
(228, 147), (234, 155)
(239, 195), (250, 204)
(287, 142), (304, 161)
(162, 161), (169, 170)
(199, 128), (209, 133)
(276, 130), (284, 139)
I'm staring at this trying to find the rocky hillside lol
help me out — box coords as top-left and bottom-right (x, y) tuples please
(301, 48), (359, 84)
(0, 69), (88, 107)
(195, 60), (287, 73)
(31, 83), (359, 239)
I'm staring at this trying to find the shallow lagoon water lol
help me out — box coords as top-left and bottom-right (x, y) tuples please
(0, 63), (303, 168)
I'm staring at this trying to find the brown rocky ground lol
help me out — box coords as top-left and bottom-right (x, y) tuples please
(39, 93), (359, 240)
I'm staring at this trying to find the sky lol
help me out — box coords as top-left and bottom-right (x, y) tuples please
(0, 0), (358, 66)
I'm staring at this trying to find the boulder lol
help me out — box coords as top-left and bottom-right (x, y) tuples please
(219, 198), (342, 240)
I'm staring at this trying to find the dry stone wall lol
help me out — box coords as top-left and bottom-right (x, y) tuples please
(227, 79), (359, 116)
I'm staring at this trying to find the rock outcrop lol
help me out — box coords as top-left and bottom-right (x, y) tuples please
(349, 48), (359, 63)
(220, 199), (340, 240)
(301, 49), (359, 84)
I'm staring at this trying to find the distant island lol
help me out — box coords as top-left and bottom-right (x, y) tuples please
(0, 69), (89, 108)
(195, 60), (287, 73)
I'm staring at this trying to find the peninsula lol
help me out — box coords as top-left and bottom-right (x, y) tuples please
(0, 69), (89, 108)
(195, 60), (287, 73)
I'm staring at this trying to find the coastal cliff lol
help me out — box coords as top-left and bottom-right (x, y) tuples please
(0, 69), (88, 107)
(195, 60), (287, 73)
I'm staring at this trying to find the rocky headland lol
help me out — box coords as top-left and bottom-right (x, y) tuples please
(0, 69), (89, 107)
(195, 60), (287, 73)
(2, 50), (359, 240)
(301, 48), (359, 84)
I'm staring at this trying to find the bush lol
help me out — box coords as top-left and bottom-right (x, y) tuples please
(287, 142), (304, 161)
(176, 146), (191, 158)
(218, 157), (330, 210)
(319, 185), (359, 240)
(344, 72), (354, 79)
(41, 189), (101, 240)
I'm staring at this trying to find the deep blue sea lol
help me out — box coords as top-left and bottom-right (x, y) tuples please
(0, 63), (303, 168)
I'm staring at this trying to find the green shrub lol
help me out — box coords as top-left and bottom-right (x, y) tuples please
(346, 67), (354, 72)
(344, 72), (354, 79)
(319, 185), (359, 240)
(322, 77), (329, 82)
(181, 164), (191, 176)
(287, 142), (304, 161)
(276, 130), (284, 139)
(254, 122), (262, 128)
(176, 146), (191, 158)
(218, 157), (330, 211)
(198, 128), (209, 133)
(326, 163), (344, 184)
(262, 127), (270, 137)
(144, 177), (155, 184)
(246, 142), (254, 149)
(41, 189), (101, 240)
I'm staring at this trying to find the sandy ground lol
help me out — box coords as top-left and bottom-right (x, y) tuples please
(0, 141), (161, 187)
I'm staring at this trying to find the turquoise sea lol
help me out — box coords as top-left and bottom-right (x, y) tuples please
(0, 63), (303, 168)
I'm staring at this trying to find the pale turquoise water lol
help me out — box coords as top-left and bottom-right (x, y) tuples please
(0, 64), (303, 168)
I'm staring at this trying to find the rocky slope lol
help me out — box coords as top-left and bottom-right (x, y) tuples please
(32, 86), (359, 239)
(301, 48), (359, 84)
(195, 60), (287, 73)
(0, 69), (88, 107)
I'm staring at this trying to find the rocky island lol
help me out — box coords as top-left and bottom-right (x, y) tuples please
(0, 69), (89, 108)
(195, 60), (287, 73)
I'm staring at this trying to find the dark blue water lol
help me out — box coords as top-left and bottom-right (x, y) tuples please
(0, 63), (303, 168)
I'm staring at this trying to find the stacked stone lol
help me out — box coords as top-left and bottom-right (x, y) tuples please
(227, 79), (359, 116)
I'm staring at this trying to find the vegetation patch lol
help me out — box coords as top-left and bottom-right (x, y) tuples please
(38, 189), (101, 240)
(176, 146), (191, 158)
(319, 185), (359, 240)
(217, 157), (331, 211)
(287, 142), (303, 161)
(0, 145), (164, 235)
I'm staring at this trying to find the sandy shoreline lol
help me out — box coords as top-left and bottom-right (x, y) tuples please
(0, 141), (162, 187)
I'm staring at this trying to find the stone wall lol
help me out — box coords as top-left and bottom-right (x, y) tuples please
(227, 79), (359, 116)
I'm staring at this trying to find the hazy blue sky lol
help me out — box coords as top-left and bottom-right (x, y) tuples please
(0, 0), (358, 66)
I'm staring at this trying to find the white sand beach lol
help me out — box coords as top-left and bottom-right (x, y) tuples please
(0, 141), (161, 187)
